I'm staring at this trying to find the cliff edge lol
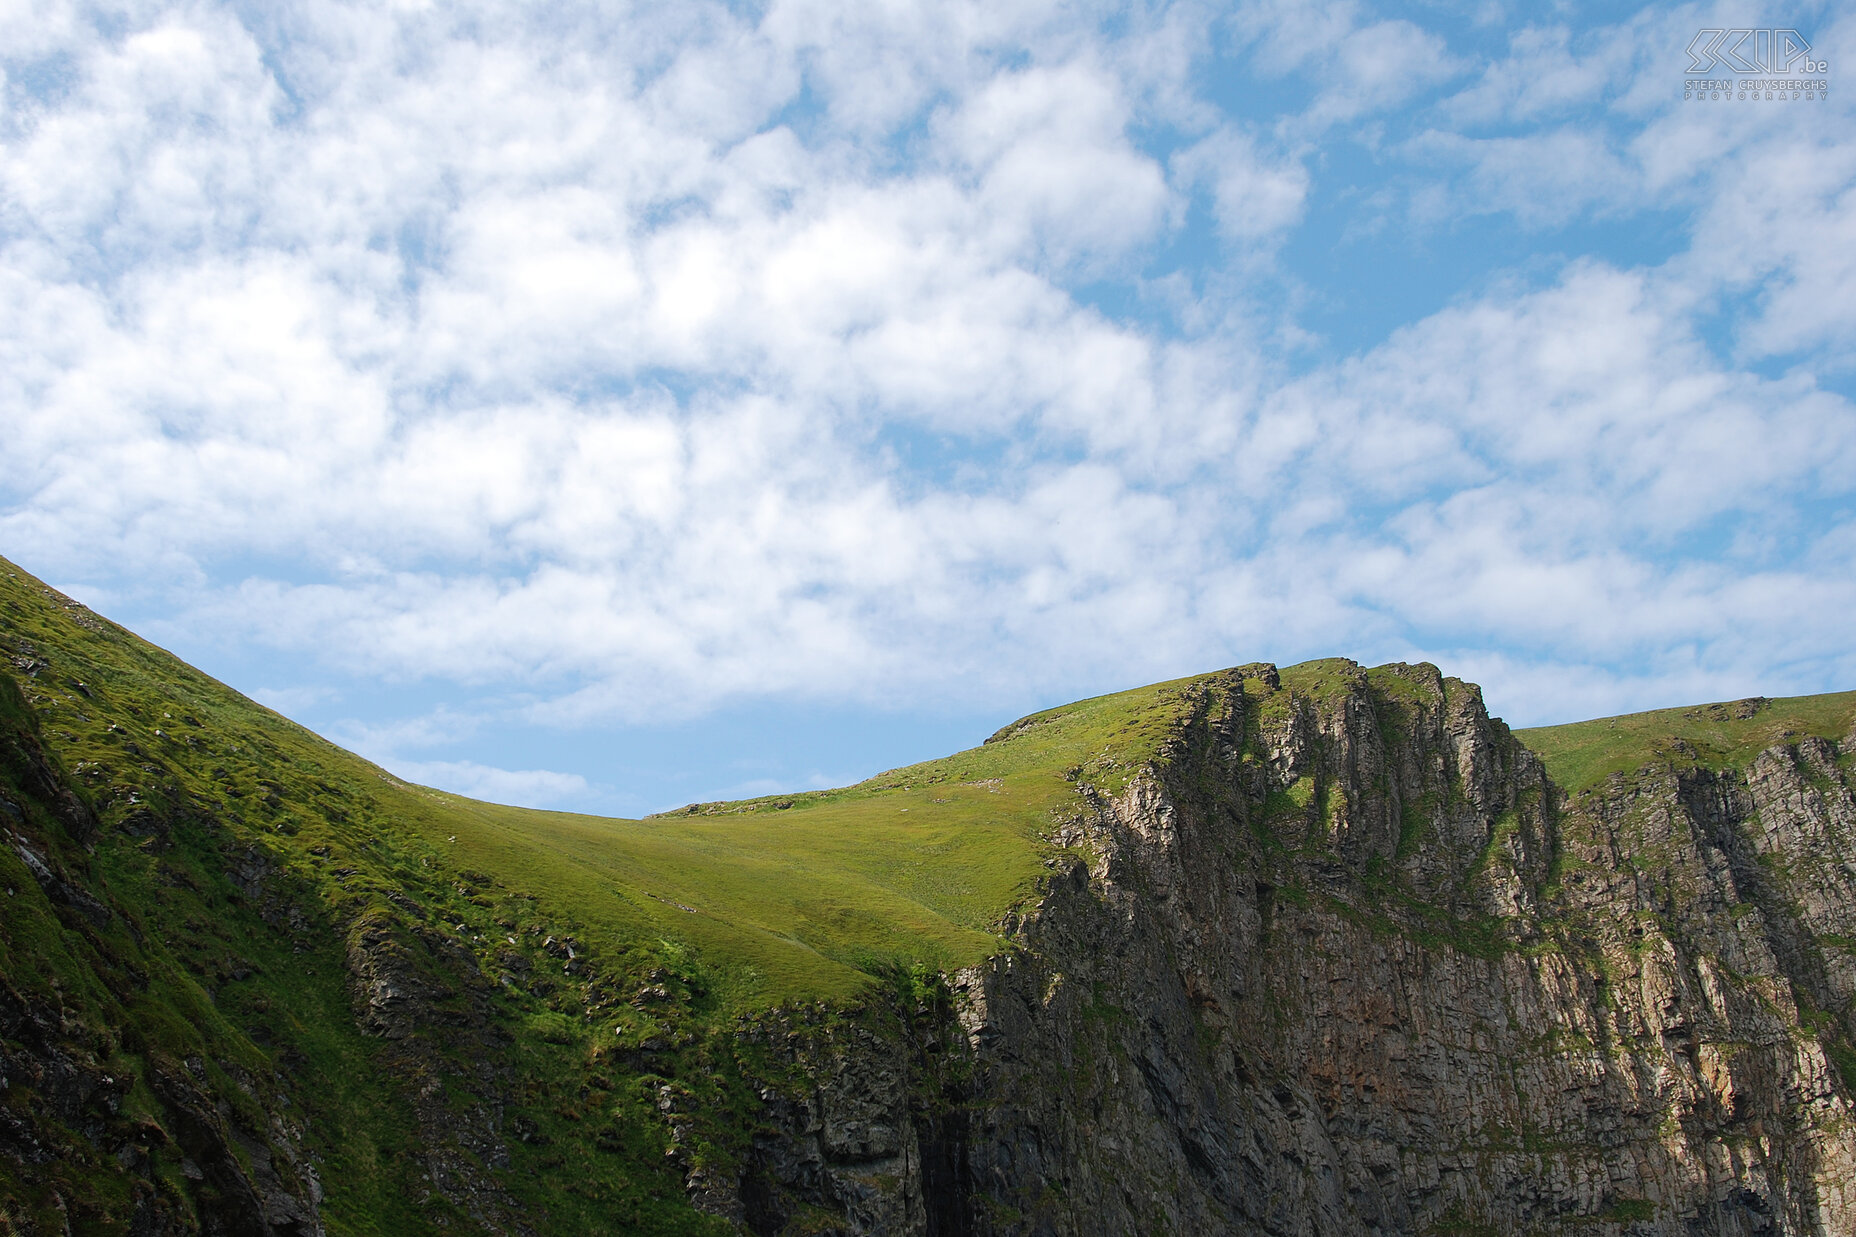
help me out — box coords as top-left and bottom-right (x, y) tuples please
(3, 550), (1854, 1235)
(729, 663), (1856, 1235)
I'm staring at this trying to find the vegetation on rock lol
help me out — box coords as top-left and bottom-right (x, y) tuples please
(3, 550), (1854, 1235)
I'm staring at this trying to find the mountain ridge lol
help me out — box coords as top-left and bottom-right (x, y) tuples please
(3, 553), (1855, 1234)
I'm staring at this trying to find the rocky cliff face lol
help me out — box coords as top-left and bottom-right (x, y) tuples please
(724, 663), (1856, 1235)
(6, 568), (1855, 1237)
(0, 671), (325, 1236)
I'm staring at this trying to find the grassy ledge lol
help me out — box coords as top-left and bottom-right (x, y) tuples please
(1517, 692), (1856, 796)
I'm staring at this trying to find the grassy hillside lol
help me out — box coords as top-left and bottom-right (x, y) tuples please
(0, 553), (1244, 1233)
(1518, 690), (1856, 795)
(6, 546), (1854, 1234)
(420, 658), (1245, 1004)
(0, 554), (1236, 1005)
(10, 545), (1849, 1002)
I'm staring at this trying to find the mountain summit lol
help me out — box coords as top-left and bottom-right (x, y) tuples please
(2, 556), (1854, 1234)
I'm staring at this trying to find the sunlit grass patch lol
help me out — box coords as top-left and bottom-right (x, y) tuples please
(1518, 692), (1856, 795)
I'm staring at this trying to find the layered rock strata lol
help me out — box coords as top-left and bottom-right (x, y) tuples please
(7, 621), (1855, 1236)
(727, 663), (1856, 1236)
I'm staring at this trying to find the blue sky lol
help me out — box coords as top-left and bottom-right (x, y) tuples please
(2, 0), (1852, 815)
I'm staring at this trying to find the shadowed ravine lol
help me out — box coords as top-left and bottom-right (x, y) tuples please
(2, 554), (1855, 1235)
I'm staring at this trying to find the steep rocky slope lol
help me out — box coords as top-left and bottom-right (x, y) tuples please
(711, 664), (1856, 1235)
(0, 657), (327, 1234)
(3, 555), (1855, 1235)
(950, 665), (1856, 1234)
(0, 562), (744, 1235)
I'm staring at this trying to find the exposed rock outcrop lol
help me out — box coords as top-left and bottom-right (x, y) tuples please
(722, 664), (1856, 1235)
(343, 913), (529, 1235)
(725, 1007), (933, 1234)
(8, 597), (1856, 1237)
(0, 671), (324, 1236)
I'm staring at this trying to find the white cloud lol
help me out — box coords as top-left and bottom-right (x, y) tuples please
(1173, 128), (1309, 239)
(386, 758), (593, 810)
(1441, 22), (1637, 127)
(250, 684), (341, 714)
(1232, 0), (1462, 129)
(1403, 127), (1640, 228)
(1675, 126), (1856, 367)
(0, 0), (1852, 771)
(935, 61), (1172, 272)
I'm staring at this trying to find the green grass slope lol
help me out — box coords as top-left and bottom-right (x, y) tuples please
(6, 544), (1853, 1234)
(0, 555), (1231, 1006)
(1518, 691), (1856, 795)
(0, 552), (1258, 1232)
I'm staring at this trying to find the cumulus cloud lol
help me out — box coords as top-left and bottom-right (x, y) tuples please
(1441, 21), (1642, 126)
(1229, 0), (1462, 129)
(384, 759), (593, 810)
(1, 0), (1853, 810)
(1402, 127), (1641, 229)
(1173, 128), (1309, 239)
